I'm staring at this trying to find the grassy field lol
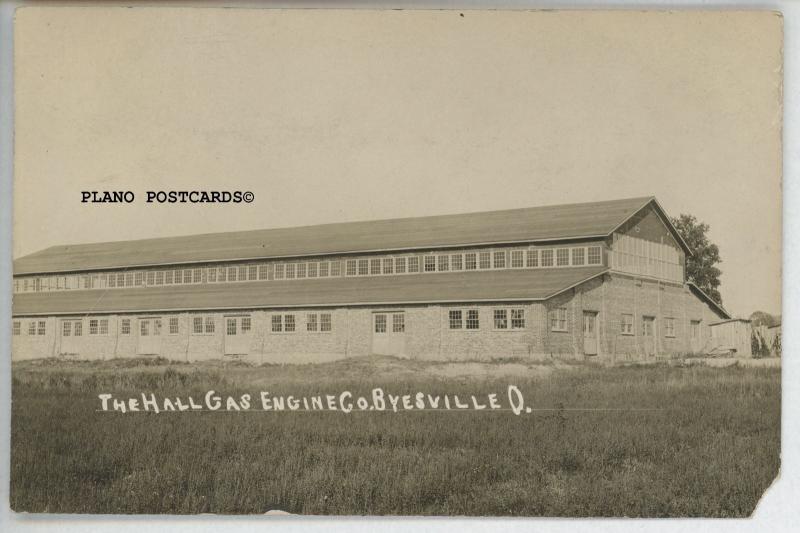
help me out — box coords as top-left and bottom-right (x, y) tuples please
(10, 356), (780, 516)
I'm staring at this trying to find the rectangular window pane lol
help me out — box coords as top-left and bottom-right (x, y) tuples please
(465, 253), (477, 270)
(307, 262), (318, 278)
(374, 314), (387, 333)
(274, 264), (284, 279)
(240, 317), (250, 333)
(28, 321), (36, 335)
(285, 264), (295, 279)
(358, 259), (369, 276)
(370, 258), (381, 275)
(285, 315), (296, 332)
(493, 251), (506, 269)
(121, 319), (131, 335)
(588, 246), (602, 265)
(170, 317), (179, 335)
(621, 314), (633, 335)
(155, 271), (165, 285)
(346, 260), (357, 276)
(437, 255), (449, 271)
(511, 309), (525, 329)
(37, 321), (46, 335)
(193, 317), (203, 334)
(451, 254), (463, 271)
(272, 315), (282, 332)
(392, 314), (405, 333)
(408, 257), (420, 273)
(237, 265), (247, 281)
(526, 249), (538, 267)
(63, 321), (71, 336)
(572, 248), (585, 266)
(466, 310), (480, 330)
(227, 318), (237, 336)
(99, 319), (108, 335)
(183, 270), (192, 283)
(511, 250), (524, 268)
(382, 258), (393, 274)
(449, 310), (462, 329)
(146, 271), (155, 286)
(479, 252), (491, 269)
(318, 262), (329, 277)
(541, 249), (554, 267)
(139, 320), (148, 336)
(395, 257), (406, 273)
(424, 256), (436, 272)
(248, 265), (258, 280)
(74, 321), (82, 336)
(205, 317), (216, 334)
(307, 313), (318, 332)
(13, 321), (20, 336)
(556, 248), (570, 266)
(134, 272), (144, 286)
(330, 261), (341, 277)
(494, 309), (508, 329)
(258, 264), (269, 280)
(296, 263), (307, 278)
(320, 313), (332, 332)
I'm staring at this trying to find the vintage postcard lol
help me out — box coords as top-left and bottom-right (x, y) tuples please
(9, 7), (782, 517)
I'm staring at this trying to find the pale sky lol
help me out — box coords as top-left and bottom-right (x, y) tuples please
(14, 8), (782, 318)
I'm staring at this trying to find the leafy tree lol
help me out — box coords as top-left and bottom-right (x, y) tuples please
(670, 214), (723, 305)
(749, 311), (779, 328)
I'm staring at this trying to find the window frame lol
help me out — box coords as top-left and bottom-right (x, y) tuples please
(621, 313), (634, 336)
(550, 307), (568, 332)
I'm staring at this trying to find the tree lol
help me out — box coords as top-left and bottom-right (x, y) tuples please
(749, 311), (779, 328)
(670, 214), (723, 305)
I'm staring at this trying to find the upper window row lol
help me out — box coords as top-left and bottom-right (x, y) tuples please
(14, 245), (604, 294)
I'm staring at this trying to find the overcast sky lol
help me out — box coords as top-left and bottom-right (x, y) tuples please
(14, 8), (782, 317)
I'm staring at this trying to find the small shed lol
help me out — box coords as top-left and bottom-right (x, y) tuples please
(709, 319), (752, 357)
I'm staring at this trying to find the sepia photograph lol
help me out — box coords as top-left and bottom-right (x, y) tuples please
(7, 6), (784, 519)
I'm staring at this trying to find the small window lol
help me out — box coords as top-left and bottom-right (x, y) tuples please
(572, 248), (585, 266)
(382, 258), (393, 275)
(511, 309), (525, 329)
(493, 251), (506, 269)
(271, 315), (283, 333)
(37, 320), (46, 335)
(408, 256), (420, 273)
(511, 250), (524, 268)
(346, 259), (357, 276)
(465, 253), (477, 270)
(206, 317), (216, 334)
(195, 269), (204, 283)
(193, 317), (204, 335)
(12, 321), (21, 336)
(466, 310), (480, 330)
(125, 273), (134, 287)
(74, 321), (82, 336)
(140, 320), (149, 337)
(393, 314), (405, 333)
(307, 262), (318, 278)
(550, 307), (568, 332)
(358, 259), (369, 276)
(643, 317), (655, 337)
(146, 271), (155, 286)
(274, 264), (285, 280)
(296, 263), (307, 278)
(169, 317), (179, 335)
(62, 321), (71, 337)
(240, 317), (250, 333)
(99, 319), (108, 335)
(556, 248), (570, 266)
(184, 270), (193, 284)
(108, 273), (117, 288)
(319, 262), (329, 277)
(248, 265), (258, 281)
(479, 252), (491, 269)
(135, 272), (144, 286)
(330, 261), (342, 277)
(395, 257), (406, 274)
(156, 271), (165, 285)
(451, 254), (463, 271)
(587, 246), (602, 265)
(541, 249), (554, 267)
(320, 313), (332, 332)
(449, 310), (463, 329)
(174, 270), (183, 284)
(227, 318), (237, 336)
(285, 264), (295, 279)
(437, 255), (449, 272)
(690, 320), (701, 339)
(28, 321), (36, 335)
(121, 319), (131, 335)
(664, 317), (676, 338)
(259, 264), (269, 280)
(217, 267), (227, 282)
(307, 313), (318, 332)
(165, 270), (174, 284)
(374, 314), (387, 333)
(621, 314), (634, 335)
(238, 265), (247, 281)
(494, 309), (508, 330)
(424, 256), (436, 272)
(285, 315), (296, 332)
(370, 258), (381, 275)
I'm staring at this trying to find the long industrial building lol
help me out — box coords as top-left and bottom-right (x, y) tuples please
(11, 196), (729, 363)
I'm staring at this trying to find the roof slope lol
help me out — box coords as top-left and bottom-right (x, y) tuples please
(12, 267), (608, 316)
(14, 197), (654, 275)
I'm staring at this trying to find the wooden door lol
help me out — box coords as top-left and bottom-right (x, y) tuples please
(642, 316), (656, 357)
(224, 316), (251, 355)
(137, 317), (162, 355)
(582, 311), (598, 355)
(372, 312), (406, 356)
(59, 319), (82, 355)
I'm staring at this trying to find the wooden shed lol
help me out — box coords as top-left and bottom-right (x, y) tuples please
(709, 319), (753, 357)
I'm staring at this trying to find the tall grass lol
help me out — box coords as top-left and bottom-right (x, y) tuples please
(10, 358), (780, 516)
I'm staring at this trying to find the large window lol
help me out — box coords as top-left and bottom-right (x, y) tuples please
(320, 313), (332, 332)
(493, 251), (506, 269)
(358, 259), (369, 276)
(408, 256), (420, 273)
(556, 248), (570, 266)
(285, 315), (296, 332)
(587, 246), (602, 265)
(479, 252), (491, 269)
(437, 255), (449, 272)
(395, 257), (406, 273)
(392, 314), (405, 333)
(346, 259), (357, 276)
(449, 310), (462, 329)
(571, 248), (585, 266)
(494, 309), (508, 330)
(541, 249), (554, 267)
(424, 256), (436, 272)
(550, 307), (568, 332)
(495, 308), (525, 330)
(370, 258), (381, 275)
(466, 310), (480, 330)
(465, 253), (477, 270)
(511, 250), (524, 268)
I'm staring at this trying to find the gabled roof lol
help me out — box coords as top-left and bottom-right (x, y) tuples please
(11, 267), (608, 316)
(687, 282), (731, 320)
(13, 196), (688, 275)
